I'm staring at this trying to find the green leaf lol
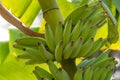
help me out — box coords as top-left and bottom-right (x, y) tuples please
(112, 0), (120, 13)
(57, 0), (76, 18)
(2, 0), (32, 17)
(0, 41), (9, 64)
(0, 54), (36, 80)
(20, 0), (41, 27)
(2, 0), (41, 27)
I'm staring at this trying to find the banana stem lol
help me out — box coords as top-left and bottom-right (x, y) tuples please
(61, 58), (77, 79)
(38, 0), (76, 78)
(38, 0), (64, 33)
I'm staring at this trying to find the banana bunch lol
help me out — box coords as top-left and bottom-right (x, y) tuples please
(13, 37), (54, 64)
(13, 19), (107, 63)
(12, 1), (117, 80)
(13, 1), (107, 63)
(74, 66), (113, 80)
(33, 61), (71, 80)
(33, 50), (117, 80)
(77, 49), (117, 69)
(74, 49), (117, 80)
(65, 1), (106, 27)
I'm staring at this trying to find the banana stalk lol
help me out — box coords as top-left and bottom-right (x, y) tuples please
(38, 0), (64, 33)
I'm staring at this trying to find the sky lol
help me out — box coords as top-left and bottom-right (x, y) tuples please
(0, 16), (9, 41)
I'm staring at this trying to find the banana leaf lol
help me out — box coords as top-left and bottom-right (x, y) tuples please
(1, 0), (41, 27)
(0, 54), (36, 80)
(0, 41), (9, 64)
(112, 0), (120, 13)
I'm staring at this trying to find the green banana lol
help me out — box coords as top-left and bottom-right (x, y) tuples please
(76, 38), (93, 57)
(86, 38), (107, 57)
(45, 23), (55, 53)
(63, 18), (72, 47)
(55, 22), (63, 45)
(15, 37), (46, 46)
(21, 47), (45, 64)
(85, 26), (97, 41)
(95, 49), (111, 62)
(65, 2), (100, 25)
(71, 20), (83, 41)
(14, 42), (46, 64)
(13, 42), (38, 51)
(82, 38), (94, 57)
(55, 40), (64, 62)
(97, 19), (106, 28)
(58, 68), (71, 80)
(84, 67), (93, 80)
(92, 67), (102, 80)
(79, 21), (92, 41)
(33, 70), (42, 80)
(13, 42), (24, 50)
(99, 67), (109, 80)
(107, 60), (117, 69)
(87, 11), (106, 27)
(37, 42), (54, 61)
(71, 37), (83, 58)
(77, 59), (89, 68)
(65, 5), (88, 25)
(47, 61), (61, 80)
(17, 52), (31, 59)
(63, 41), (74, 59)
(34, 66), (53, 80)
(105, 69), (113, 80)
(77, 58), (96, 69)
(73, 69), (83, 80)
(25, 59), (42, 65)
(93, 57), (114, 68)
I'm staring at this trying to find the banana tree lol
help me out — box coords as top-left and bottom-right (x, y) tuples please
(0, 0), (120, 80)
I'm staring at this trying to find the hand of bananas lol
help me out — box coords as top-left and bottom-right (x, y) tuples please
(13, 1), (117, 80)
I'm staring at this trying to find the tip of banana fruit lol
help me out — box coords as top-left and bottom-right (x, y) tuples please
(99, 0), (102, 3)
(17, 54), (22, 58)
(70, 41), (74, 46)
(91, 37), (94, 41)
(58, 21), (63, 25)
(38, 42), (41, 46)
(60, 40), (64, 45)
(22, 48), (26, 51)
(85, 4), (88, 7)
(58, 67), (63, 71)
(79, 37), (83, 40)
(41, 78), (46, 80)
(32, 70), (35, 73)
(68, 18), (72, 21)
(35, 66), (39, 70)
(46, 60), (51, 63)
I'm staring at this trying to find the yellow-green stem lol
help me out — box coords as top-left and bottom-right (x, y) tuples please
(38, 0), (64, 33)
(61, 59), (77, 79)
